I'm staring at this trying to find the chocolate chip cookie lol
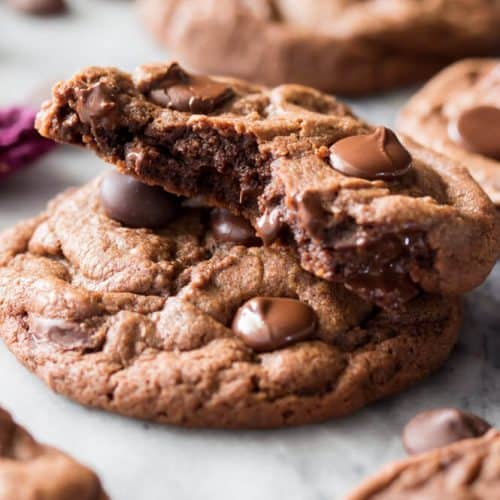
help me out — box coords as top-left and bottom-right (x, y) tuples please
(0, 406), (107, 499)
(0, 176), (461, 428)
(347, 429), (500, 500)
(137, 0), (500, 95)
(36, 62), (500, 309)
(398, 59), (500, 205)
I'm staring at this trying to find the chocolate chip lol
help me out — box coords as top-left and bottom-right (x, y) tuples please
(232, 297), (317, 352)
(100, 171), (178, 229)
(7, 0), (66, 15)
(30, 316), (93, 350)
(329, 127), (412, 180)
(148, 63), (234, 113)
(448, 106), (500, 160)
(210, 208), (260, 246)
(345, 272), (419, 309)
(76, 82), (118, 126)
(294, 191), (327, 240)
(256, 208), (285, 245)
(402, 408), (492, 455)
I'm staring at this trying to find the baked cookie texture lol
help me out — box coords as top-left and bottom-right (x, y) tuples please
(0, 406), (107, 500)
(347, 430), (500, 500)
(0, 178), (461, 428)
(137, 0), (500, 95)
(398, 59), (500, 205)
(35, 63), (500, 309)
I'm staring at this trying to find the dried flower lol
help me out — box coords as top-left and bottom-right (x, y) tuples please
(0, 107), (56, 179)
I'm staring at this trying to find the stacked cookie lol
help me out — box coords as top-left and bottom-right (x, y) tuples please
(0, 62), (498, 429)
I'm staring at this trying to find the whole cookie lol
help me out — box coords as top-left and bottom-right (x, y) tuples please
(0, 177), (461, 428)
(0, 406), (107, 499)
(347, 429), (500, 500)
(36, 62), (500, 309)
(137, 0), (500, 95)
(398, 59), (500, 206)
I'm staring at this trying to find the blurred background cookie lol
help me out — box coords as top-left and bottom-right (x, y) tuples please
(138, 0), (500, 95)
(398, 59), (500, 205)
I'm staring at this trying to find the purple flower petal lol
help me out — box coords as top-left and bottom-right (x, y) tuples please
(0, 106), (57, 179)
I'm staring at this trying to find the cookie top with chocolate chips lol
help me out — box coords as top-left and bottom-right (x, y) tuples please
(0, 176), (461, 428)
(36, 62), (499, 309)
(398, 58), (500, 206)
(347, 429), (500, 500)
(0, 406), (107, 499)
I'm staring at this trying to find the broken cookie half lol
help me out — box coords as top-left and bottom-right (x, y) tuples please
(36, 62), (499, 309)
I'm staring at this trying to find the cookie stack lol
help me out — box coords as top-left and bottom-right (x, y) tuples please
(0, 61), (496, 430)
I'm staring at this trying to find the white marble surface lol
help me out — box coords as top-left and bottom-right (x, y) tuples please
(0, 2), (499, 499)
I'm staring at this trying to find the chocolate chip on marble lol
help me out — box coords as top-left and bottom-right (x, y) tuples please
(100, 171), (178, 228)
(148, 63), (234, 113)
(7, 0), (66, 15)
(402, 408), (492, 455)
(329, 127), (412, 179)
(448, 106), (500, 160)
(210, 208), (260, 246)
(232, 297), (317, 352)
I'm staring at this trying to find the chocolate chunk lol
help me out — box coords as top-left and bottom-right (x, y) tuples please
(232, 297), (317, 352)
(7, 0), (66, 15)
(148, 63), (234, 113)
(345, 272), (419, 309)
(329, 127), (412, 179)
(100, 171), (178, 228)
(448, 106), (500, 160)
(256, 208), (285, 245)
(76, 82), (119, 127)
(210, 208), (260, 246)
(402, 408), (492, 455)
(30, 316), (93, 350)
(294, 191), (327, 240)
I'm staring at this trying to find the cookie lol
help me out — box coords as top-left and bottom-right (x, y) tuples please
(137, 0), (500, 95)
(347, 429), (500, 500)
(35, 62), (500, 309)
(0, 176), (461, 428)
(0, 406), (107, 499)
(398, 59), (500, 205)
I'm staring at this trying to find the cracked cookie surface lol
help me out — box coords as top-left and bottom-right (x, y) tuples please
(0, 406), (107, 500)
(36, 63), (500, 309)
(0, 177), (461, 428)
(137, 0), (500, 95)
(347, 430), (500, 500)
(398, 58), (500, 206)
